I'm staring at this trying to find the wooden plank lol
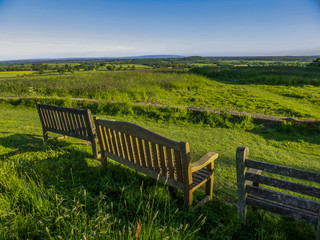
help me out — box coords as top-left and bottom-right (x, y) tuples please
(39, 108), (48, 128)
(236, 146), (249, 221)
(62, 111), (70, 132)
(45, 109), (54, 129)
(151, 142), (161, 173)
(97, 125), (106, 152)
(180, 142), (193, 210)
(111, 129), (120, 156)
(246, 159), (320, 184)
(57, 111), (66, 132)
(121, 132), (130, 161)
(126, 134), (136, 163)
(97, 119), (181, 150)
(145, 140), (154, 170)
(102, 127), (111, 153)
(74, 113), (82, 135)
(246, 185), (320, 213)
(37, 104), (87, 115)
(138, 138), (147, 168)
(166, 147), (175, 179)
(104, 151), (184, 191)
(51, 109), (60, 130)
(247, 196), (318, 225)
(105, 128), (115, 155)
(52, 110), (61, 130)
(159, 145), (168, 177)
(65, 112), (75, 133)
(115, 131), (124, 158)
(79, 114), (88, 136)
(246, 172), (320, 198)
(174, 149), (183, 182)
(132, 136), (142, 166)
(71, 112), (80, 135)
(83, 111), (93, 138)
(44, 127), (91, 141)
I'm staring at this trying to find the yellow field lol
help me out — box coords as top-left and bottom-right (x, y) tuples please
(0, 71), (35, 78)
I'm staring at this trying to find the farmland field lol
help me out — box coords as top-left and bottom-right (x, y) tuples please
(0, 71), (35, 78)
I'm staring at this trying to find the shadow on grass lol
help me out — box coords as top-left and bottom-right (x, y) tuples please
(0, 134), (44, 159)
(249, 124), (320, 146)
(1, 133), (317, 239)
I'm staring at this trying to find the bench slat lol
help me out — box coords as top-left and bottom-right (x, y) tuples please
(246, 172), (320, 198)
(247, 196), (318, 225)
(44, 109), (52, 128)
(127, 134), (136, 163)
(138, 138), (147, 168)
(167, 147), (175, 180)
(145, 140), (154, 170)
(151, 142), (161, 173)
(174, 150), (183, 182)
(118, 131), (126, 159)
(159, 145), (168, 177)
(132, 136), (142, 166)
(121, 132), (130, 161)
(246, 159), (320, 183)
(246, 185), (320, 213)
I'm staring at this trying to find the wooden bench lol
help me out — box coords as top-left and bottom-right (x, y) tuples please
(236, 146), (320, 240)
(94, 118), (218, 210)
(36, 103), (99, 159)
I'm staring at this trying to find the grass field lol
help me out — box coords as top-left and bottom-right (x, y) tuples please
(0, 102), (319, 239)
(0, 67), (319, 119)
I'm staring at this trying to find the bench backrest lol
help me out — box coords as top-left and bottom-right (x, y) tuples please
(236, 146), (320, 227)
(95, 118), (189, 189)
(37, 103), (96, 142)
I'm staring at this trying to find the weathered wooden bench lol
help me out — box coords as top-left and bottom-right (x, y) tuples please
(236, 146), (320, 240)
(36, 103), (99, 159)
(94, 118), (218, 210)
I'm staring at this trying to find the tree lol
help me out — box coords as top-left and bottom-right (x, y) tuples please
(310, 57), (320, 67)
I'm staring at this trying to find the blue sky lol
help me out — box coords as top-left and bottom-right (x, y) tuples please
(0, 0), (319, 60)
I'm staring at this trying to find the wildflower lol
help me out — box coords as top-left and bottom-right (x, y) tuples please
(135, 220), (142, 238)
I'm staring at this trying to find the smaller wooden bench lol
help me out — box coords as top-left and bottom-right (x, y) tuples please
(236, 146), (320, 240)
(36, 103), (99, 159)
(94, 118), (218, 210)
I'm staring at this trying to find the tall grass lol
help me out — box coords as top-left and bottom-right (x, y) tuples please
(1, 68), (320, 119)
(0, 103), (319, 239)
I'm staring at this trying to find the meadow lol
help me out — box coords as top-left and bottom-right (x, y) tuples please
(0, 61), (319, 239)
(0, 66), (320, 119)
(0, 100), (319, 239)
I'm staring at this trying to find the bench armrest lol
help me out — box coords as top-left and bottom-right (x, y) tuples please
(191, 152), (218, 173)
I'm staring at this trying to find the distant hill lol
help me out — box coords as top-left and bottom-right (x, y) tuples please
(0, 55), (184, 64)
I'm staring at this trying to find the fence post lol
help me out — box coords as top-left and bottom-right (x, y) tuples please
(236, 146), (249, 221)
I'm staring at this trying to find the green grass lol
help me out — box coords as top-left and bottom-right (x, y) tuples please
(0, 103), (319, 239)
(0, 67), (319, 119)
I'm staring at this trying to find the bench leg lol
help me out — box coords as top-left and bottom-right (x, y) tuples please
(206, 162), (214, 200)
(92, 138), (99, 160)
(206, 175), (214, 200)
(184, 189), (193, 210)
(43, 130), (48, 144)
(102, 156), (108, 167)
